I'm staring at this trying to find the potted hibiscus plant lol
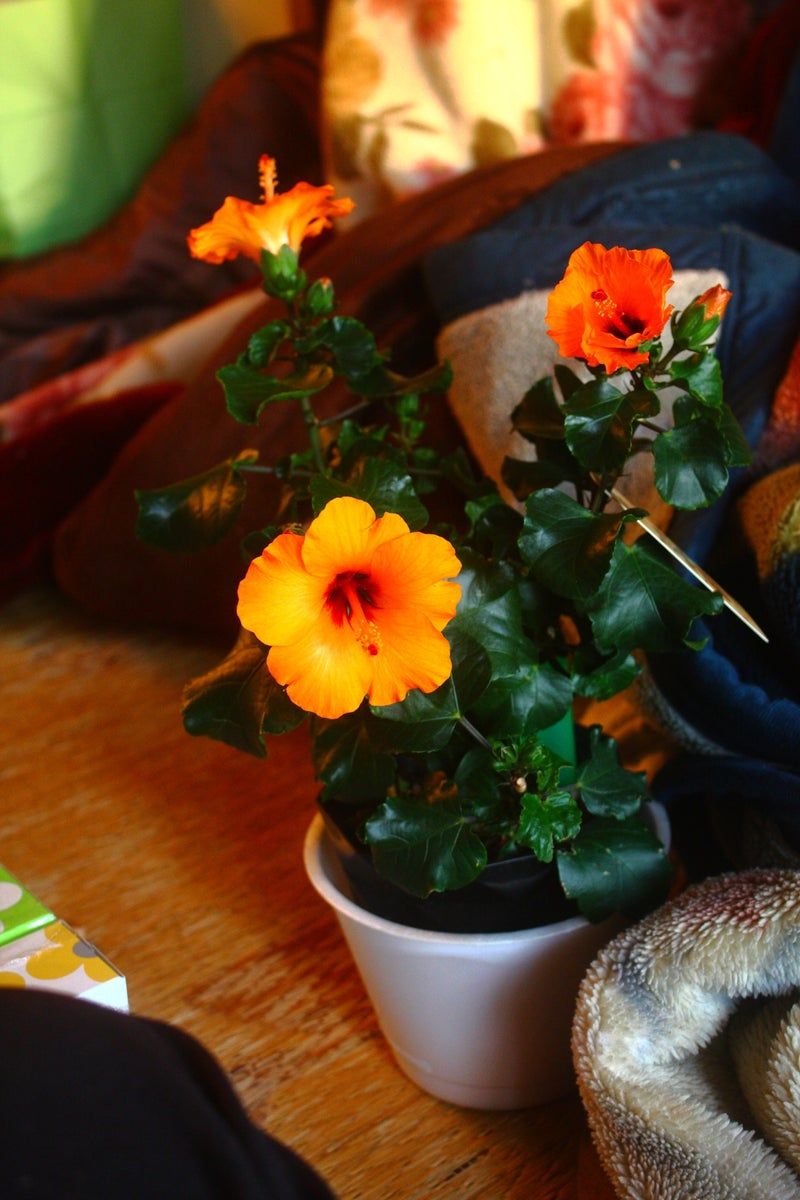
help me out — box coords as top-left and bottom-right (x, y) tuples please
(135, 157), (748, 1107)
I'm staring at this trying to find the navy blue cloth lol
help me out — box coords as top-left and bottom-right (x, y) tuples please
(481, 132), (800, 249)
(424, 131), (800, 850)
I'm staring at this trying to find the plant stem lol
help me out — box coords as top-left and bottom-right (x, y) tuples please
(652, 343), (681, 375)
(236, 463), (314, 478)
(235, 463), (277, 475)
(301, 395), (326, 473)
(459, 715), (492, 751)
(317, 399), (372, 427)
(591, 475), (609, 513)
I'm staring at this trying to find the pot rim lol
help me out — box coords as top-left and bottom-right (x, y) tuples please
(303, 814), (593, 946)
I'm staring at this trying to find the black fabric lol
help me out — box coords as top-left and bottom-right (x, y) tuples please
(0, 990), (334, 1200)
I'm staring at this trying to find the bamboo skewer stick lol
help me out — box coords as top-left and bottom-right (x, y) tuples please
(610, 486), (769, 644)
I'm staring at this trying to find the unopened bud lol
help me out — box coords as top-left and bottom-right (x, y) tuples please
(696, 284), (731, 322)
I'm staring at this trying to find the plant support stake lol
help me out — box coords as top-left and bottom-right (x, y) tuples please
(610, 486), (769, 643)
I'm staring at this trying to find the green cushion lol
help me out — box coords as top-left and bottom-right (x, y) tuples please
(0, 0), (188, 257)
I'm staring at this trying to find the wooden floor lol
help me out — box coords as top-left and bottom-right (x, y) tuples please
(0, 585), (676, 1198)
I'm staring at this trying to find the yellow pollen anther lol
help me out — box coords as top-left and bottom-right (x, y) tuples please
(357, 621), (382, 656)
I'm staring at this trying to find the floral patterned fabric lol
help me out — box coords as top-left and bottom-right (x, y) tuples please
(322, 0), (754, 218)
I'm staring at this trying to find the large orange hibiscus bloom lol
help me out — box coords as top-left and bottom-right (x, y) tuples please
(546, 242), (674, 374)
(237, 497), (462, 719)
(188, 155), (354, 264)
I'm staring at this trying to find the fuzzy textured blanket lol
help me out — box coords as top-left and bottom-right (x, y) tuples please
(573, 869), (800, 1199)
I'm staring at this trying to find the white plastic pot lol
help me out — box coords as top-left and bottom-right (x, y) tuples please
(304, 813), (667, 1109)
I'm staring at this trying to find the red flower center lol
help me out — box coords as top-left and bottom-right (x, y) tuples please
(325, 570), (380, 636)
(590, 289), (646, 340)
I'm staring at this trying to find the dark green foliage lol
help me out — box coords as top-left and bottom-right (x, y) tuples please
(136, 246), (746, 924)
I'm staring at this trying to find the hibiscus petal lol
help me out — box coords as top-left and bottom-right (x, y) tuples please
(188, 158), (354, 264)
(371, 532), (461, 629)
(237, 532), (327, 647)
(301, 496), (380, 578)
(187, 197), (265, 264)
(368, 610), (454, 707)
(546, 241), (605, 359)
(602, 246), (673, 331)
(267, 618), (373, 719)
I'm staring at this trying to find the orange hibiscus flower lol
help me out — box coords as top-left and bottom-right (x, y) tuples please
(188, 155), (355, 265)
(545, 242), (674, 374)
(237, 497), (462, 719)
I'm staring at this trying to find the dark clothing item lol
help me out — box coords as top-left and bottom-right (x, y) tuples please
(0, 989), (334, 1200)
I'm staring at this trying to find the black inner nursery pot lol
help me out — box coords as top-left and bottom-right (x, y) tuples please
(319, 799), (579, 935)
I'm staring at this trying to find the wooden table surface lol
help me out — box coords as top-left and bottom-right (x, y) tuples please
(0, 585), (674, 1199)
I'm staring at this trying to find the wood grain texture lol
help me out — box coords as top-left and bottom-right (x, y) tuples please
(0, 586), (650, 1199)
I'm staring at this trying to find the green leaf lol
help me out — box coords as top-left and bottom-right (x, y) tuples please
(453, 747), (504, 819)
(653, 418), (729, 509)
(520, 488), (641, 602)
(246, 320), (291, 367)
(669, 351), (723, 408)
(464, 495), (523, 558)
(575, 726), (647, 818)
(517, 790), (582, 863)
(557, 815), (671, 921)
(717, 405), (751, 468)
(571, 646), (640, 700)
(311, 710), (396, 800)
(439, 446), (488, 497)
(472, 663), (572, 737)
(181, 629), (304, 757)
(336, 425), (398, 473)
(672, 396), (751, 470)
(554, 363), (586, 401)
(315, 315), (385, 378)
(564, 379), (659, 472)
(369, 629), (491, 751)
(501, 455), (581, 500)
(310, 457), (429, 529)
(517, 575), (561, 643)
(589, 541), (724, 656)
(511, 377), (565, 441)
(135, 450), (258, 552)
(311, 343), (451, 399)
(363, 797), (488, 896)
(240, 525), (281, 561)
(370, 681), (460, 751)
(448, 552), (531, 676)
(218, 357), (333, 424)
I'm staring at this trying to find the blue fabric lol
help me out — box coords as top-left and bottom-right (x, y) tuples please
(771, 46), (800, 183)
(486, 133), (800, 249)
(653, 756), (800, 873)
(424, 131), (800, 828)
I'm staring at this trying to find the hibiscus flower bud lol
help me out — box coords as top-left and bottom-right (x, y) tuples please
(696, 284), (732, 322)
(673, 283), (732, 348)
